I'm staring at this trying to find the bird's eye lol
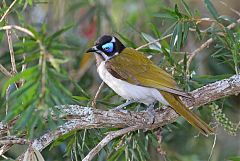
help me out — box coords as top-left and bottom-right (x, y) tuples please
(102, 42), (113, 53)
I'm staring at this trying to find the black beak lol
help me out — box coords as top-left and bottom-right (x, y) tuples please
(86, 46), (97, 53)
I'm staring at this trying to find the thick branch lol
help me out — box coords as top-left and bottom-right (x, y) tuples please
(30, 74), (240, 153)
(183, 74), (240, 107)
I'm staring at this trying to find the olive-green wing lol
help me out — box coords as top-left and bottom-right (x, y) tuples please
(106, 48), (190, 98)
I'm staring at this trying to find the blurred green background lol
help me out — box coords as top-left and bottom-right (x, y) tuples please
(0, 0), (240, 161)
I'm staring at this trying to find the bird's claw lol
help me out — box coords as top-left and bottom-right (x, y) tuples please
(112, 107), (129, 114)
(145, 103), (156, 124)
(112, 100), (136, 113)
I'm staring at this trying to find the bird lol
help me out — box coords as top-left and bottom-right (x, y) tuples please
(86, 35), (214, 136)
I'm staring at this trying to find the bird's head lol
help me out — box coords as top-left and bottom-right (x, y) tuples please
(86, 35), (125, 60)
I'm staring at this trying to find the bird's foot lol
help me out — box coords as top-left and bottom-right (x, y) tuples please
(112, 100), (136, 113)
(146, 103), (156, 124)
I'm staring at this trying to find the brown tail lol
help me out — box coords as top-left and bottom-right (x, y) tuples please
(161, 91), (214, 136)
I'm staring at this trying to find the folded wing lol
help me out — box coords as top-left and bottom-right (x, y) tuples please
(106, 48), (191, 98)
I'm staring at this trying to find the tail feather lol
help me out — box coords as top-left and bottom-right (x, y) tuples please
(161, 91), (214, 136)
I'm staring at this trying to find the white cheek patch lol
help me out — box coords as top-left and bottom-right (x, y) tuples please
(111, 37), (116, 42)
(96, 50), (109, 60)
(96, 51), (119, 61)
(112, 52), (119, 57)
(106, 52), (119, 60)
(92, 46), (98, 51)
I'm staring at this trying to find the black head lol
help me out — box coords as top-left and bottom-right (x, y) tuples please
(86, 35), (125, 60)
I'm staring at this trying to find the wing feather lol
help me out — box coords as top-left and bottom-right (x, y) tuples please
(106, 48), (191, 98)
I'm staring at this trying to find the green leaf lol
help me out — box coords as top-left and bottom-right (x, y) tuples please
(148, 133), (158, 148)
(72, 96), (90, 101)
(26, 25), (39, 39)
(191, 74), (232, 84)
(154, 13), (177, 20)
(176, 23), (183, 51)
(182, 22), (189, 45)
(149, 23), (161, 38)
(228, 156), (240, 161)
(204, 0), (219, 20)
(108, 145), (125, 161)
(27, 0), (33, 6)
(174, 4), (182, 18)
(170, 23), (179, 53)
(2, 66), (38, 96)
(162, 46), (175, 66)
(51, 131), (76, 150)
(71, 81), (90, 98)
(5, 82), (38, 121)
(46, 25), (73, 48)
(138, 48), (161, 54)
(49, 42), (79, 50)
(180, 0), (192, 16)
(14, 103), (36, 129)
(48, 57), (69, 72)
(218, 15), (236, 24)
(141, 33), (162, 52)
(0, 21), (5, 42)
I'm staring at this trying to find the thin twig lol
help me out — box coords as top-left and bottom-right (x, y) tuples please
(136, 33), (172, 51)
(187, 38), (213, 70)
(6, 27), (17, 74)
(0, 25), (35, 38)
(0, 0), (18, 23)
(0, 144), (12, 156)
(91, 81), (104, 108)
(0, 64), (12, 77)
(21, 54), (27, 72)
(154, 129), (166, 155)
(37, 40), (47, 106)
(208, 134), (217, 161)
(82, 125), (142, 161)
(1, 154), (9, 160)
(187, 18), (240, 71)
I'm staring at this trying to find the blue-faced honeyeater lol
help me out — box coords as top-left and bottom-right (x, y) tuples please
(86, 35), (214, 136)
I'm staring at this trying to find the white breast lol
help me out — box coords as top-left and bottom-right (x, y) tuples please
(97, 61), (169, 105)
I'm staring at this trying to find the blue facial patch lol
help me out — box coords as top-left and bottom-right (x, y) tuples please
(102, 42), (113, 53)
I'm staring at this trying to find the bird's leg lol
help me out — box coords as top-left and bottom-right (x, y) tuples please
(113, 99), (136, 112)
(146, 102), (157, 124)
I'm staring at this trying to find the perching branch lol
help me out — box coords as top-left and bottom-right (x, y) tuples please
(24, 74), (240, 159)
